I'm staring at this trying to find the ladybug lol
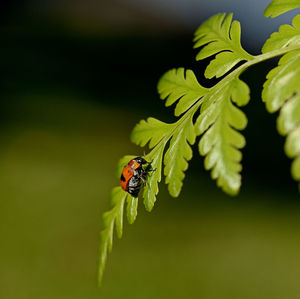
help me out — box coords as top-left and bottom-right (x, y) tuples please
(120, 157), (153, 197)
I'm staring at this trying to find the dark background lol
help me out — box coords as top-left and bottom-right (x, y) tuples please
(1, 1), (300, 298)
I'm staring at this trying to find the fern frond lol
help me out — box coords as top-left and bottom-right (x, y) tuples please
(279, 93), (300, 181)
(99, 8), (300, 286)
(98, 187), (126, 286)
(131, 117), (175, 148)
(164, 116), (196, 197)
(156, 68), (209, 196)
(262, 15), (300, 53)
(143, 144), (165, 211)
(126, 195), (138, 224)
(262, 50), (300, 112)
(132, 73), (207, 199)
(193, 13), (253, 79)
(265, 0), (300, 18)
(262, 50), (300, 185)
(157, 68), (208, 116)
(195, 77), (250, 195)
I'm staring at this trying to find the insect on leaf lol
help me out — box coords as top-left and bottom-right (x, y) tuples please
(158, 68), (208, 116)
(262, 49), (300, 185)
(262, 15), (300, 53)
(264, 0), (300, 18)
(195, 77), (250, 195)
(193, 13), (253, 79)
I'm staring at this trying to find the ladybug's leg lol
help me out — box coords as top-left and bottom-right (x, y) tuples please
(140, 176), (147, 186)
(145, 168), (156, 176)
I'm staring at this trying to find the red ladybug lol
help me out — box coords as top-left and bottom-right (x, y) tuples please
(120, 157), (153, 197)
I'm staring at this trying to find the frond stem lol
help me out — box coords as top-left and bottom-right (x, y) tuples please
(148, 45), (300, 159)
(222, 45), (300, 83)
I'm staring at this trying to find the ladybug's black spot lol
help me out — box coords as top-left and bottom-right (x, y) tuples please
(121, 174), (126, 181)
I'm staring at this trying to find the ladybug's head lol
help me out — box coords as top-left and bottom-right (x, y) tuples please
(135, 157), (147, 165)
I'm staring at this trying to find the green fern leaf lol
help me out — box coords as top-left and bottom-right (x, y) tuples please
(278, 93), (300, 135)
(126, 195), (138, 224)
(262, 50), (300, 112)
(164, 116), (196, 197)
(143, 144), (165, 211)
(279, 93), (300, 180)
(264, 0), (300, 18)
(98, 187), (126, 286)
(262, 15), (300, 53)
(195, 77), (250, 195)
(111, 189), (126, 239)
(131, 117), (174, 148)
(157, 68), (208, 116)
(193, 13), (253, 79)
(262, 50), (300, 184)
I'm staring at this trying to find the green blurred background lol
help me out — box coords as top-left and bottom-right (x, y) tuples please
(1, 1), (300, 298)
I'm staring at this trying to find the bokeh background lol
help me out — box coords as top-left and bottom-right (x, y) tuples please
(1, 1), (300, 298)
